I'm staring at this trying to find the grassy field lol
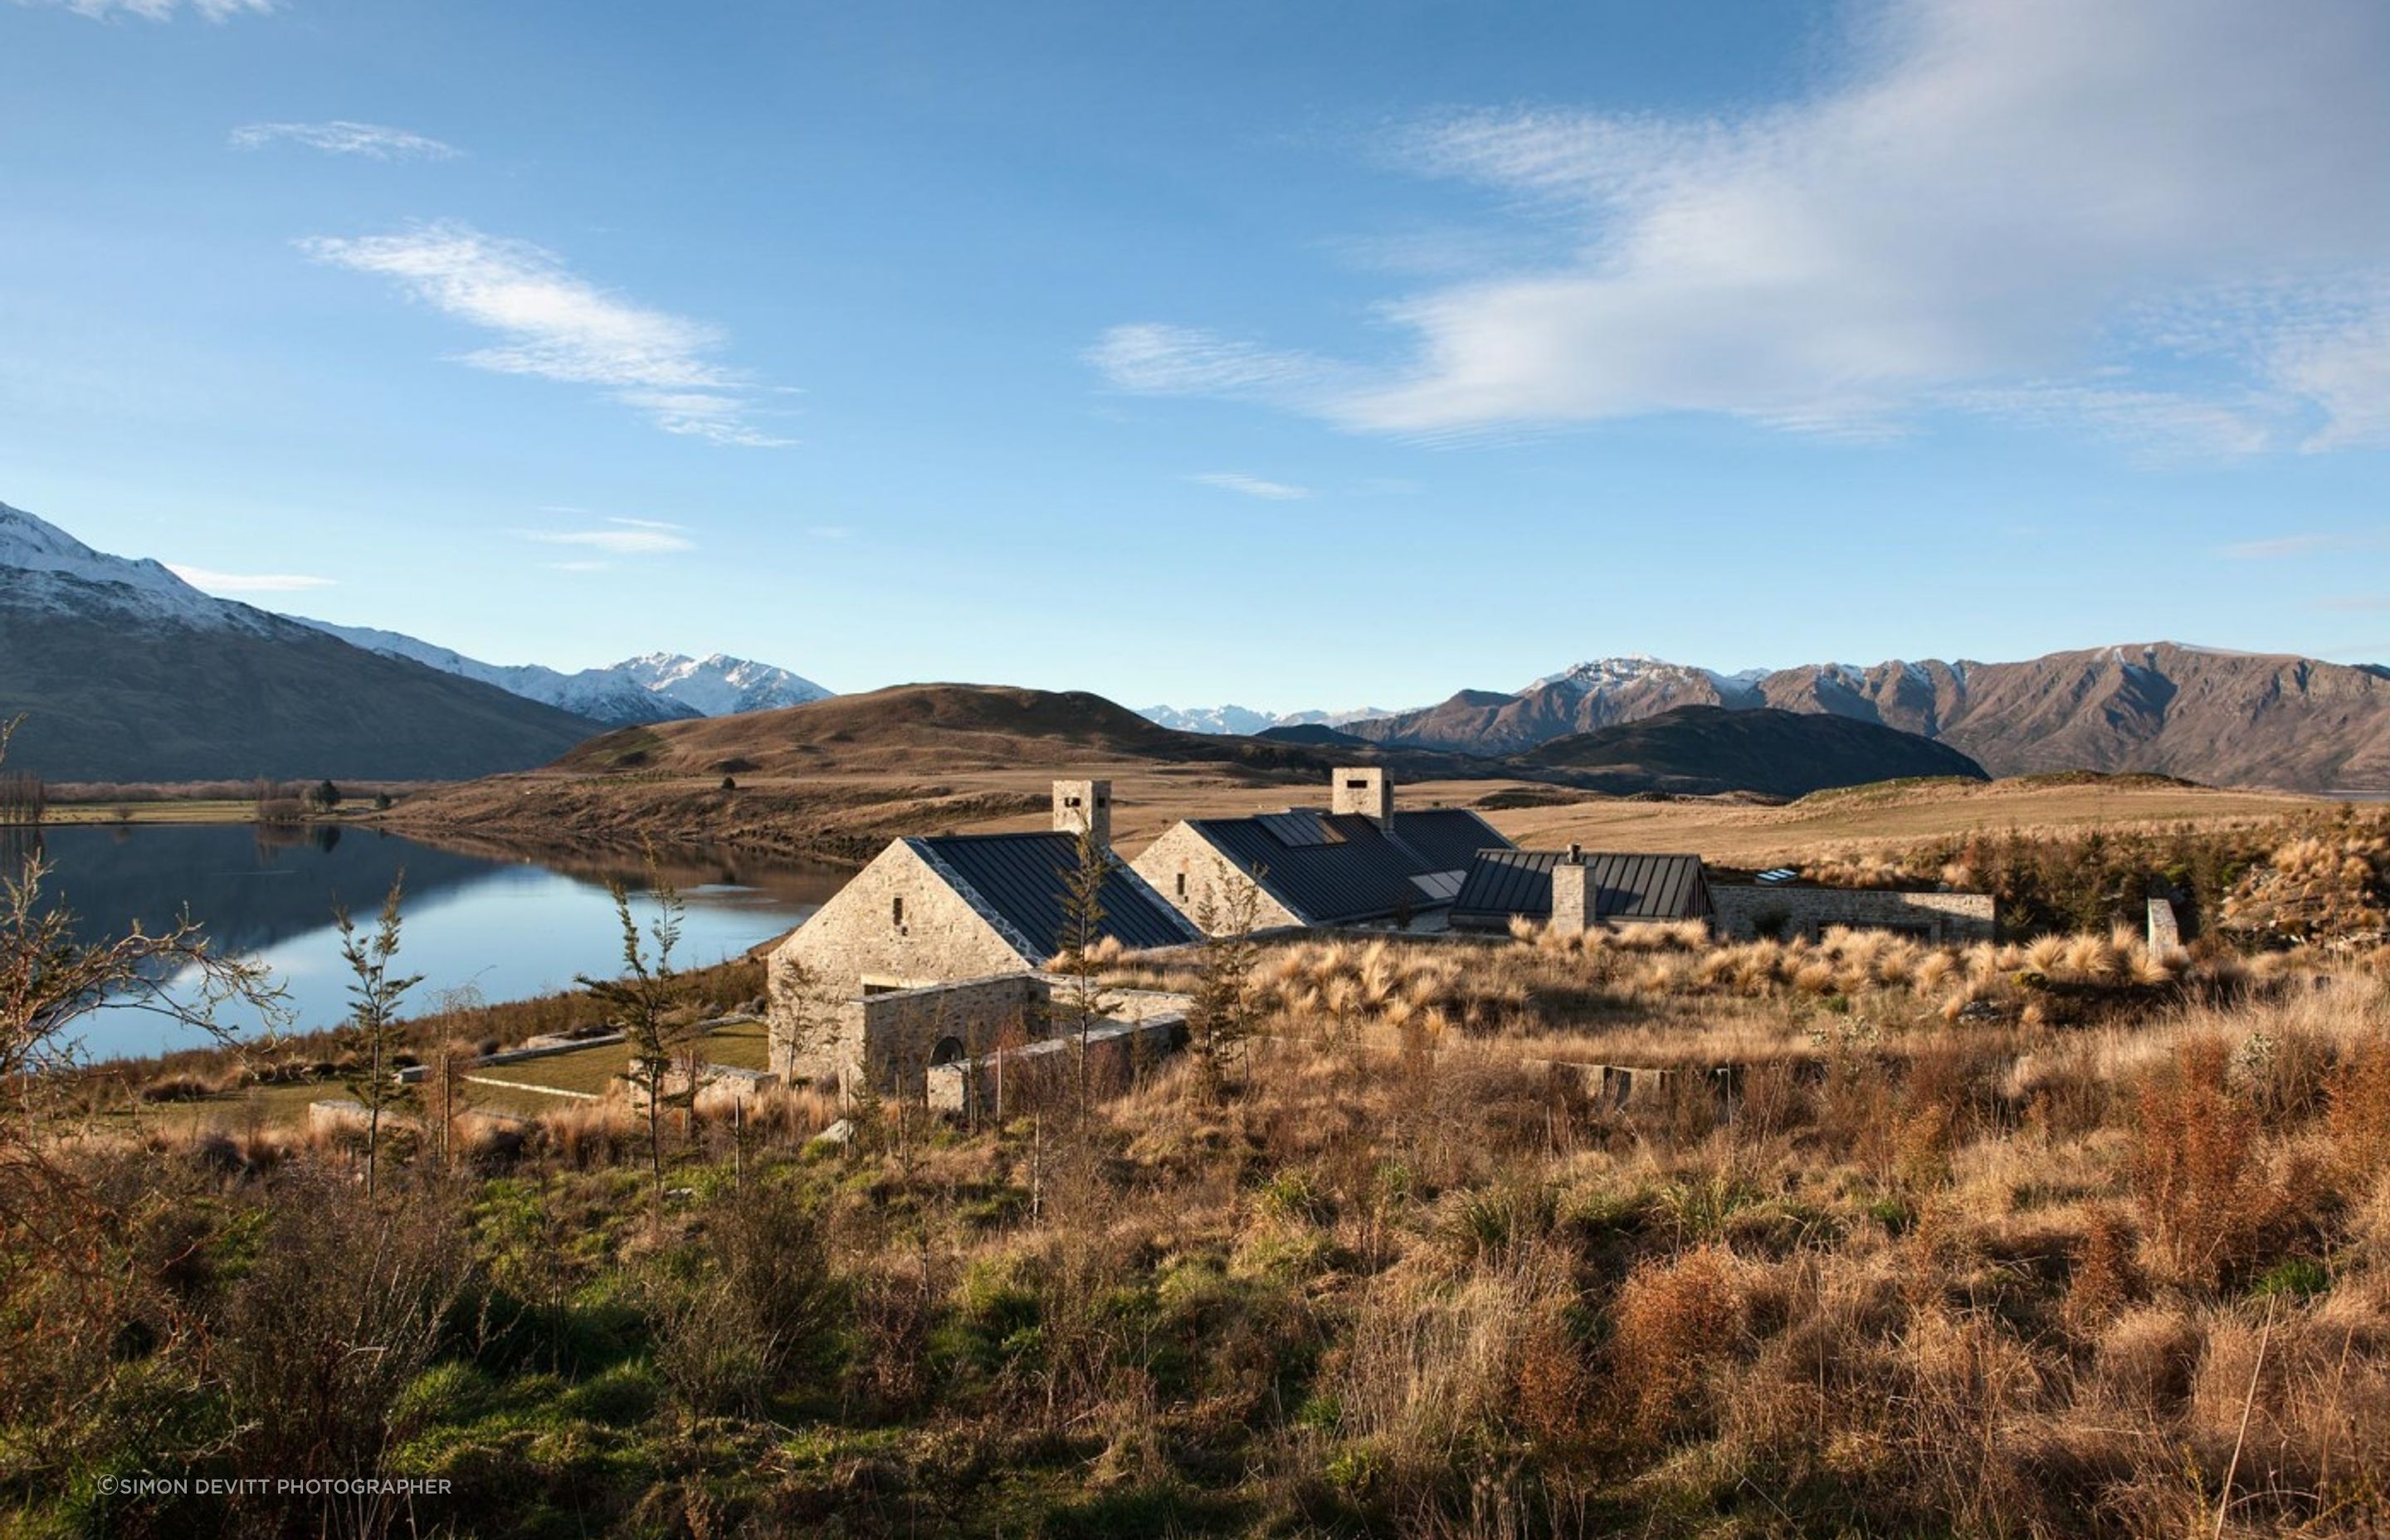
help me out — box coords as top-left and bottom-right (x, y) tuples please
(378, 760), (2329, 874)
(105, 1018), (781, 1129)
(12, 806), (2388, 1537)
(10, 799), (263, 826)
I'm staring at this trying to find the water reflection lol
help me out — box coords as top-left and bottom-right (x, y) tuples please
(18, 823), (848, 1061)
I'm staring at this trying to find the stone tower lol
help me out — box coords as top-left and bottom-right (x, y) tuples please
(1051, 779), (1112, 847)
(1329, 767), (1392, 826)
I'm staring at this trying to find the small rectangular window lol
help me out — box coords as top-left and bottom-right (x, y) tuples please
(891, 895), (905, 928)
(1174, 871), (1188, 899)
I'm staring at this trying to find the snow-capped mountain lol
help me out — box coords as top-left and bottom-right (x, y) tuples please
(1339, 646), (2390, 792)
(293, 620), (688, 724)
(0, 500), (597, 780)
(1522, 655), (1768, 703)
(1138, 704), (1280, 736)
(0, 501), (274, 634)
(612, 651), (832, 717)
(290, 621), (832, 727)
(1139, 704), (1394, 735)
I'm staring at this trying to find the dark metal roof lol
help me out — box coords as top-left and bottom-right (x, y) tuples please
(1386, 808), (1512, 873)
(1255, 810), (1341, 848)
(1185, 807), (1514, 925)
(1450, 850), (1714, 925)
(913, 832), (1202, 962)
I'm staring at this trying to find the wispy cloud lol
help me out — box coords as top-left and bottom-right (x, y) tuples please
(2220, 534), (2366, 560)
(1096, 0), (2390, 454)
(231, 121), (459, 160)
(167, 564), (334, 593)
(300, 222), (793, 446)
(13, 0), (275, 19)
(1085, 324), (1351, 411)
(521, 516), (694, 556)
(1191, 472), (1310, 501)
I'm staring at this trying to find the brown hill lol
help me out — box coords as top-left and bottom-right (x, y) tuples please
(1512, 705), (1988, 799)
(554, 682), (1448, 780)
(1349, 644), (2390, 793)
(1775, 645), (2390, 792)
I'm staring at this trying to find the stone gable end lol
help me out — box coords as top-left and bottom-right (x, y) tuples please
(1131, 822), (1307, 935)
(767, 841), (1036, 1079)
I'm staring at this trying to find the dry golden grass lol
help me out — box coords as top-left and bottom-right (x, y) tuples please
(19, 814), (2390, 1537)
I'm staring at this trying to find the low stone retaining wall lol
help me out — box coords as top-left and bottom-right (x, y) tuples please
(788, 973), (1195, 1099)
(1711, 883), (1996, 943)
(924, 1012), (1188, 1118)
(395, 1032), (627, 1084)
(628, 1060), (783, 1110)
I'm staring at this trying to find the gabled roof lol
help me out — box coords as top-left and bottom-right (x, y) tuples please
(1183, 807), (1512, 926)
(910, 832), (1202, 962)
(1451, 849), (1713, 925)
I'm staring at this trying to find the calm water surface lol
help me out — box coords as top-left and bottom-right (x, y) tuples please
(14, 823), (849, 1061)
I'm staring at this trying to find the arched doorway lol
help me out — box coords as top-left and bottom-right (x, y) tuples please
(930, 1036), (966, 1067)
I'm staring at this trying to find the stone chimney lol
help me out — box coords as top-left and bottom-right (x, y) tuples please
(1330, 767), (1393, 826)
(1550, 854), (1593, 934)
(1052, 779), (1112, 847)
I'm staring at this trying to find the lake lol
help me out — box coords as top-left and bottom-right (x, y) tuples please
(9, 822), (850, 1062)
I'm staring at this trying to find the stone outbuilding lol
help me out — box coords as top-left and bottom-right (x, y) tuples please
(1131, 767), (1510, 933)
(1448, 847), (1714, 933)
(766, 780), (1202, 1089)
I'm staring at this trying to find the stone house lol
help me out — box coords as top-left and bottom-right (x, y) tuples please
(767, 780), (1202, 1089)
(1131, 767), (1511, 934)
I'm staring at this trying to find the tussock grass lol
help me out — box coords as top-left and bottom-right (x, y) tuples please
(12, 897), (2390, 1533)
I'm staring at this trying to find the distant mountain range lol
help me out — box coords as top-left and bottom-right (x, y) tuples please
(1139, 704), (1393, 735)
(0, 500), (835, 781)
(0, 502), (596, 781)
(544, 683), (1987, 802)
(291, 619), (831, 727)
(9, 497), (2387, 795)
(1154, 647), (2390, 794)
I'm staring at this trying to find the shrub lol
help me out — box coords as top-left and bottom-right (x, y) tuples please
(1607, 1245), (1745, 1444)
(2128, 1039), (2280, 1289)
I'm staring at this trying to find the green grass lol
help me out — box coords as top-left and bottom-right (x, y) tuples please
(111, 1021), (778, 1128)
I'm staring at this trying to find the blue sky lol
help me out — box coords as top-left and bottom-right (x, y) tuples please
(3, 0), (2386, 714)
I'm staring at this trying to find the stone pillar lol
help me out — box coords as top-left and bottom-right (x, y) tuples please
(1330, 767), (1392, 826)
(1551, 860), (1593, 934)
(1051, 780), (1112, 847)
(2146, 896), (2182, 953)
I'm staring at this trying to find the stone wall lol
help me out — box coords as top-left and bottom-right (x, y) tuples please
(1711, 883), (1997, 943)
(836, 972), (1045, 1092)
(924, 1011), (1188, 1118)
(1130, 821), (1307, 935)
(628, 1060), (784, 1112)
(768, 841), (1035, 1080)
(777, 967), (1198, 1099)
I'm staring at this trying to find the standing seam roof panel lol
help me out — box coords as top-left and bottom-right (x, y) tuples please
(918, 832), (1201, 960)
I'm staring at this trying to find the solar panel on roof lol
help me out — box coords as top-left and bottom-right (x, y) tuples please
(1409, 870), (1466, 903)
(1756, 868), (1798, 885)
